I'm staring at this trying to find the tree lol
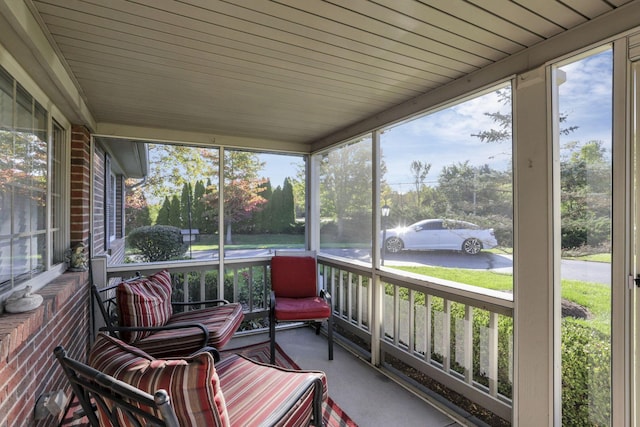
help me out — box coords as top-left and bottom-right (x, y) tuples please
(471, 88), (578, 144)
(192, 180), (207, 232)
(560, 140), (611, 248)
(201, 151), (267, 243)
(143, 145), (218, 203)
(320, 140), (372, 240)
(180, 182), (193, 229)
(155, 197), (171, 225)
(125, 179), (152, 230)
(410, 160), (431, 208)
(168, 195), (182, 228)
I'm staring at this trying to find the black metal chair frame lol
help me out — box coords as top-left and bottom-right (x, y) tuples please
(54, 346), (180, 427)
(92, 275), (234, 361)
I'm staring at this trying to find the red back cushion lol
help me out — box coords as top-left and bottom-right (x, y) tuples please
(271, 256), (317, 298)
(89, 333), (229, 427)
(116, 269), (173, 342)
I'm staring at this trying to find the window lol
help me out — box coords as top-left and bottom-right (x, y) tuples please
(0, 65), (64, 294)
(379, 84), (513, 289)
(123, 144), (305, 262)
(318, 136), (373, 260)
(554, 47), (612, 426)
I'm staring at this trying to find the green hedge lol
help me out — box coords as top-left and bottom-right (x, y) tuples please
(561, 319), (610, 426)
(127, 225), (187, 262)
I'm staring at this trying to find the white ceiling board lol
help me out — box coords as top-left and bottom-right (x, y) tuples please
(1, 0), (626, 145)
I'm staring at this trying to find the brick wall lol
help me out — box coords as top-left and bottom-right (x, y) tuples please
(93, 145), (106, 256)
(70, 126), (91, 248)
(0, 272), (90, 427)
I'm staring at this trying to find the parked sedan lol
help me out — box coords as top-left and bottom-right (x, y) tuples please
(383, 219), (498, 255)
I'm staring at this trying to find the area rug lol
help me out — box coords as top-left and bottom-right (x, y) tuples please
(221, 341), (358, 427)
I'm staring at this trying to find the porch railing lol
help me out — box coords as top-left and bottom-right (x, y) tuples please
(93, 254), (513, 422)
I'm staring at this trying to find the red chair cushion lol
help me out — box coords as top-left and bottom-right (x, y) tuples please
(116, 269), (173, 343)
(135, 302), (245, 358)
(89, 333), (229, 426)
(216, 353), (327, 426)
(275, 296), (331, 321)
(271, 256), (317, 298)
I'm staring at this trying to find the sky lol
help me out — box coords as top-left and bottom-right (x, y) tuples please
(257, 47), (614, 194)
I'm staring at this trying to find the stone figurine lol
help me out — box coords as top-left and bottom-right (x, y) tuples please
(4, 286), (43, 313)
(67, 242), (88, 271)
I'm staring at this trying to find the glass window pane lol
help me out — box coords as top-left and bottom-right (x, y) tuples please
(125, 144), (220, 262)
(379, 85), (513, 291)
(556, 48), (612, 426)
(318, 136), (373, 260)
(223, 150), (306, 259)
(0, 65), (55, 293)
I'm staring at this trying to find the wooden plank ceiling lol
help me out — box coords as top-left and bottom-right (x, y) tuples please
(30, 0), (631, 145)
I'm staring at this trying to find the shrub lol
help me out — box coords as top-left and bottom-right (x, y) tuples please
(561, 319), (611, 426)
(127, 225), (188, 262)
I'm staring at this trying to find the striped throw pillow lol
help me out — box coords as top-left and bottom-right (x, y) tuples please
(89, 333), (230, 427)
(116, 269), (173, 342)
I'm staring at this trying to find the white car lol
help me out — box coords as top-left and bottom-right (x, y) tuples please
(383, 219), (498, 255)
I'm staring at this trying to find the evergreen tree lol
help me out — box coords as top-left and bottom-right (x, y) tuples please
(270, 186), (284, 232)
(180, 182), (193, 229)
(282, 178), (295, 232)
(193, 180), (206, 232)
(168, 195), (182, 228)
(155, 196), (171, 225)
(254, 180), (272, 233)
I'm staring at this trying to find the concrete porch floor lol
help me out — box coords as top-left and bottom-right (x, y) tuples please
(228, 327), (464, 427)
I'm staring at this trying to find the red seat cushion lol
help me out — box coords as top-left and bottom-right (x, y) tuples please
(275, 296), (331, 321)
(271, 256), (317, 298)
(135, 302), (245, 358)
(216, 354), (327, 426)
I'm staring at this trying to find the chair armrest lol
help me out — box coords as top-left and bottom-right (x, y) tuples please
(190, 346), (221, 363)
(320, 289), (332, 306)
(99, 322), (210, 349)
(270, 291), (276, 316)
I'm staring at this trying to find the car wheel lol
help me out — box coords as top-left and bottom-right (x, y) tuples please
(462, 238), (482, 255)
(385, 237), (404, 253)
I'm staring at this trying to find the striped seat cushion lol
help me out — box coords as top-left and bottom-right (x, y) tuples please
(89, 333), (230, 426)
(217, 354), (327, 427)
(135, 302), (244, 358)
(116, 269), (173, 342)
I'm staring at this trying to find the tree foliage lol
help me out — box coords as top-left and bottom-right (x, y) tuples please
(320, 140), (372, 239)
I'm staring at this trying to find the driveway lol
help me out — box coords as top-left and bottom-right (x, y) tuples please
(188, 247), (611, 285)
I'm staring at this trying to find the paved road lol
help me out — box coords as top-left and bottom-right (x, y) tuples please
(188, 247), (611, 285)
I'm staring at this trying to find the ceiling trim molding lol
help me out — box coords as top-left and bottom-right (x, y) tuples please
(95, 122), (311, 154)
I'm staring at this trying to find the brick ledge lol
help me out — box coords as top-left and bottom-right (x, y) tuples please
(0, 271), (89, 360)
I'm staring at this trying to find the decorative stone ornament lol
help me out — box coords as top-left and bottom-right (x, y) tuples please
(4, 286), (43, 313)
(66, 242), (88, 271)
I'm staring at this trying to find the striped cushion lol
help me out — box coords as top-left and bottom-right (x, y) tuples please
(217, 354), (327, 427)
(117, 270), (173, 342)
(89, 333), (230, 426)
(135, 302), (245, 358)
